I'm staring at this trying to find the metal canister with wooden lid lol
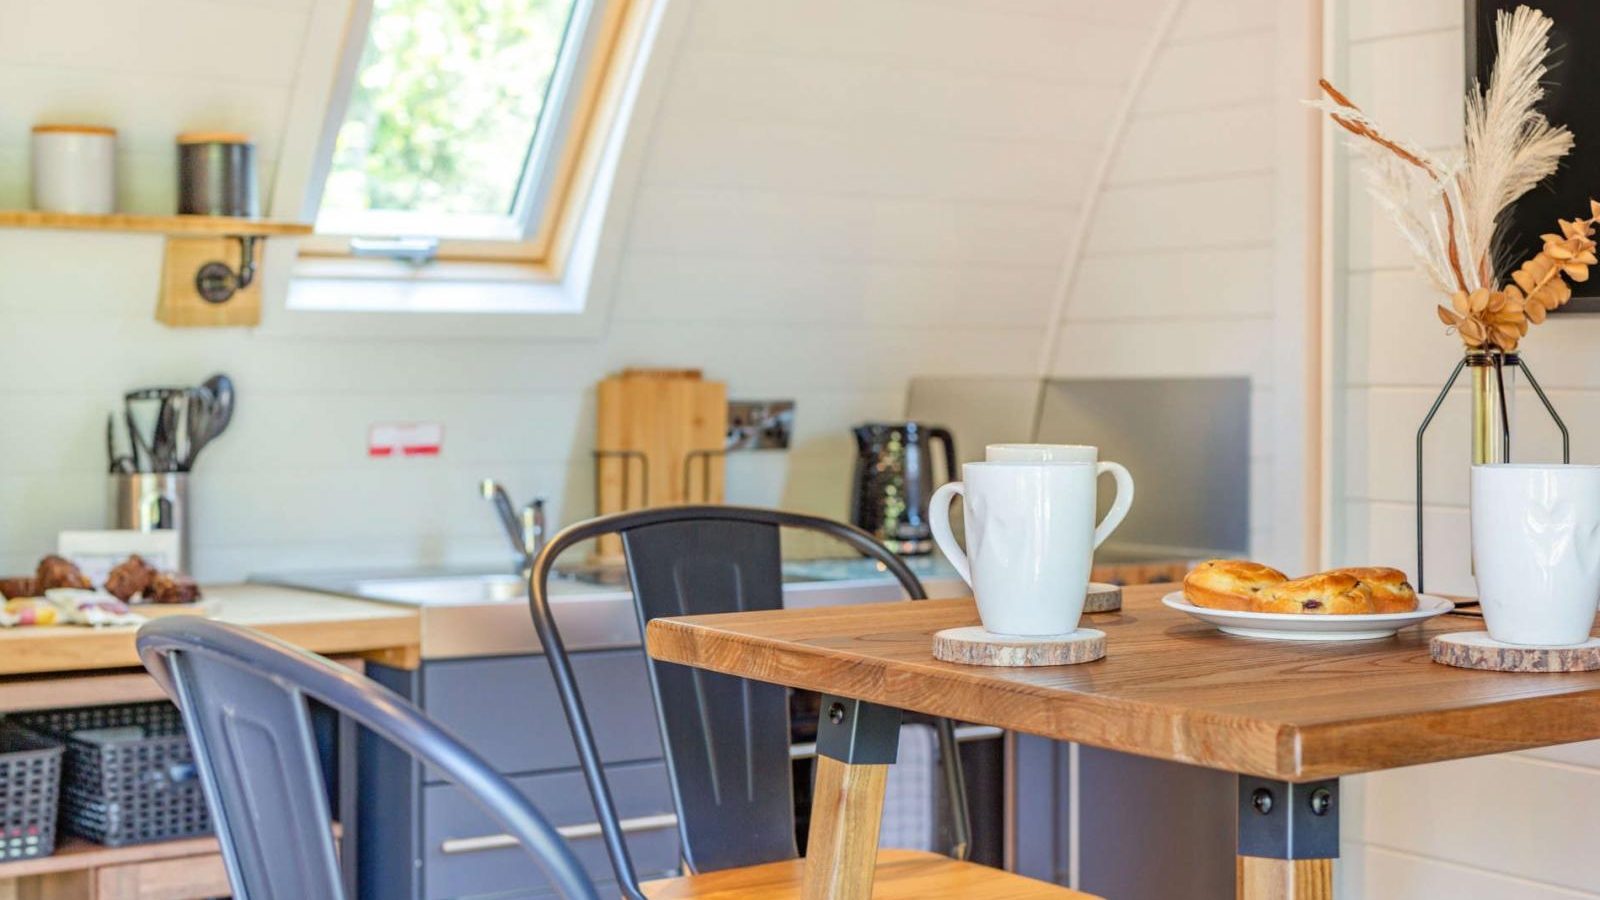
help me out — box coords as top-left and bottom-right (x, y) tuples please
(176, 132), (258, 217)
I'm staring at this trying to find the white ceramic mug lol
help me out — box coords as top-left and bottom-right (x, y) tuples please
(929, 461), (1133, 636)
(1472, 464), (1600, 646)
(985, 443), (1098, 463)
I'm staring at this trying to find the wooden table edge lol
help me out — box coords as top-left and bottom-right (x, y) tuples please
(647, 611), (1600, 783)
(646, 616), (1313, 780)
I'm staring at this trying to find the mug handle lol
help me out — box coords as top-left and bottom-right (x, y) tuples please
(928, 481), (971, 588)
(1093, 462), (1134, 549)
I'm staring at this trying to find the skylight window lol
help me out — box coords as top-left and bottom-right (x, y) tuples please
(307, 0), (623, 259)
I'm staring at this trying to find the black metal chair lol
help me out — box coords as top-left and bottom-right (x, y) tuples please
(136, 616), (599, 900)
(526, 505), (985, 900)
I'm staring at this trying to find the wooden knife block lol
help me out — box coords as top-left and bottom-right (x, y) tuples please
(593, 368), (727, 563)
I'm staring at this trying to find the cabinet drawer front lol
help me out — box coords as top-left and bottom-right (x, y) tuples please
(424, 762), (679, 898)
(423, 650), (664, 777)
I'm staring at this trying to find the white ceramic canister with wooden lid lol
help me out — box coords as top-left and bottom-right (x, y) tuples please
(31, 124), (116, 214)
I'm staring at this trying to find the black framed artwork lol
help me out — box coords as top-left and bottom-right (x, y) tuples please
(1469, 0), (1600, 312)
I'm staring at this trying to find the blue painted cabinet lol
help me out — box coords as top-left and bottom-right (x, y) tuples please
(360, 649), (680, 899)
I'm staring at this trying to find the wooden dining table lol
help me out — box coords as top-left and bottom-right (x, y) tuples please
(644, 583), (1600, 899)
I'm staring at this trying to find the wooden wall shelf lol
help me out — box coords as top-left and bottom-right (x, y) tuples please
(0, 210), (311, 237)
(0, 210), (313, 327)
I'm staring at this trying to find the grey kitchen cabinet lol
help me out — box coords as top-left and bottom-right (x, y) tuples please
(359, 649), (679, 900)
(1010, 735), (1235, 900)
(423, 652), (667, 775)
(423, 762), (678, 897)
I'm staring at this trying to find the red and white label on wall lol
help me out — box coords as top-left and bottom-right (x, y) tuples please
(368, 422), (444, 457)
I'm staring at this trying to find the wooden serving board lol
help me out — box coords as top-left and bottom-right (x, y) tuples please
(594, 368), (727, 561)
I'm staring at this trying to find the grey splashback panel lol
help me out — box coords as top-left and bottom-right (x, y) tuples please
(905, 376), (1043, 466)
(1036, 377), (1249, 557)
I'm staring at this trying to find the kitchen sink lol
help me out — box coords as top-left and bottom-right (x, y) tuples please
(346, 571), (617, 607)
(255, 556), (967, 658)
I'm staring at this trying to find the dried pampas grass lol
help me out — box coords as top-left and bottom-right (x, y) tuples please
(1462, 5), (1574, 285)
(1314, 4), (1588, 352)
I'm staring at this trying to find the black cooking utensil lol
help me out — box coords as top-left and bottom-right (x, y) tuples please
(183, 374), (235, 469)
(125, 401), (152, 473)
(184, 387), (213, 471)
(203, 374), (234, 435)
(125, 387), (190, 473)
(155, 397), (181, 472)
(107, 412), (137, 474)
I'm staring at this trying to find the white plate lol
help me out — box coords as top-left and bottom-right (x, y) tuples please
(1160, 591), (1455, 641)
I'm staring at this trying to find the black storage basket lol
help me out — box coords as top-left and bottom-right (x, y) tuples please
(14, 702), (211, 847)
(0, 723), (63, 860)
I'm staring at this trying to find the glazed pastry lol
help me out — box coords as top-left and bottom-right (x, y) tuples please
(1183, 560), (1288, 611)
(1255, 573), (1375, 615)
(35, 555), (92, 592)
(1324, 566), (1417, 613)
(104, 555), (157, 603)
(146, 572), (201, 605)
(0, 577), (37, 600)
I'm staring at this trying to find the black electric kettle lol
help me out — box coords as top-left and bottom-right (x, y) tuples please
(849, 422), (957, 555)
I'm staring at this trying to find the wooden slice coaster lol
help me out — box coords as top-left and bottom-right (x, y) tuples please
(1430, 631), (1600, 672)
(933, 626), (1105, 667)
(1084, 582), (1122, 613)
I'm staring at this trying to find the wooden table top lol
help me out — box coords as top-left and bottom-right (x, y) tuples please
(646, 584), (1600, 781)
(0, 583), (420, 677)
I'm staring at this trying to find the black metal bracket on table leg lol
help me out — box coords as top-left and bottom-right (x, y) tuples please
(816, 695), (902, 764)
(1237, 776), (1340, 860)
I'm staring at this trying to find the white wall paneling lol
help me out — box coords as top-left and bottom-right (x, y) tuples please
(1040, 0), (1316, 572)
(1329, 0), (1600, 894)
(0, 0), (1172, 580)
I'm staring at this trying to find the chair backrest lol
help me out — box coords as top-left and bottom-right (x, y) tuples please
(528, 505), (965, 900)
(137, 617), (597, 900)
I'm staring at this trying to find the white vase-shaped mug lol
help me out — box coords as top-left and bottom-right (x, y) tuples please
(1472, 464), (1600, 646)
(929, 461), (1133, 636)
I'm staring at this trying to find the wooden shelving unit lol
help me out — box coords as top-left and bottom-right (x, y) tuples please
(0, 835), (230, 898)
(0, 210), (313, 328)
(0, 210), (311, 238)
(0, 825), (338, 898)
(0, 835), (222, 880)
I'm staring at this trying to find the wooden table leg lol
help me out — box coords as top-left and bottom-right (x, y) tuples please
(801, 695), (902, 900)
(804, 757), (890, 900)
(1236, 777), (1338, 900)
(1237, 858), (1334, 900)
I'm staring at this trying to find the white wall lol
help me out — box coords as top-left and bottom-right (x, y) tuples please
(1330, 1), (1600, 896)
(1041, 0), (1312, 571)
(0, 0), (1174, 580)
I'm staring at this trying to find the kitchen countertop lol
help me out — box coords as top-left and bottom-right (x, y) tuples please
(259, 555), (968, 661)
(0, 583), (420, 677)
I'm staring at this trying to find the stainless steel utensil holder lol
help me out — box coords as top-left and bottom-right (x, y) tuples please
(109, 473), (190, 573)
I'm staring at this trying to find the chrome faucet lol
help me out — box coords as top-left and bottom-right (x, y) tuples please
(479, 479), (546, 569)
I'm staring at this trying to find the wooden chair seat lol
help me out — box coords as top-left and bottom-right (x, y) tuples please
(641, 849), (1099, 899)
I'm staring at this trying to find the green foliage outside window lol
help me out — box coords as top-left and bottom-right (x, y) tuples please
(322, 0), (576, 218)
